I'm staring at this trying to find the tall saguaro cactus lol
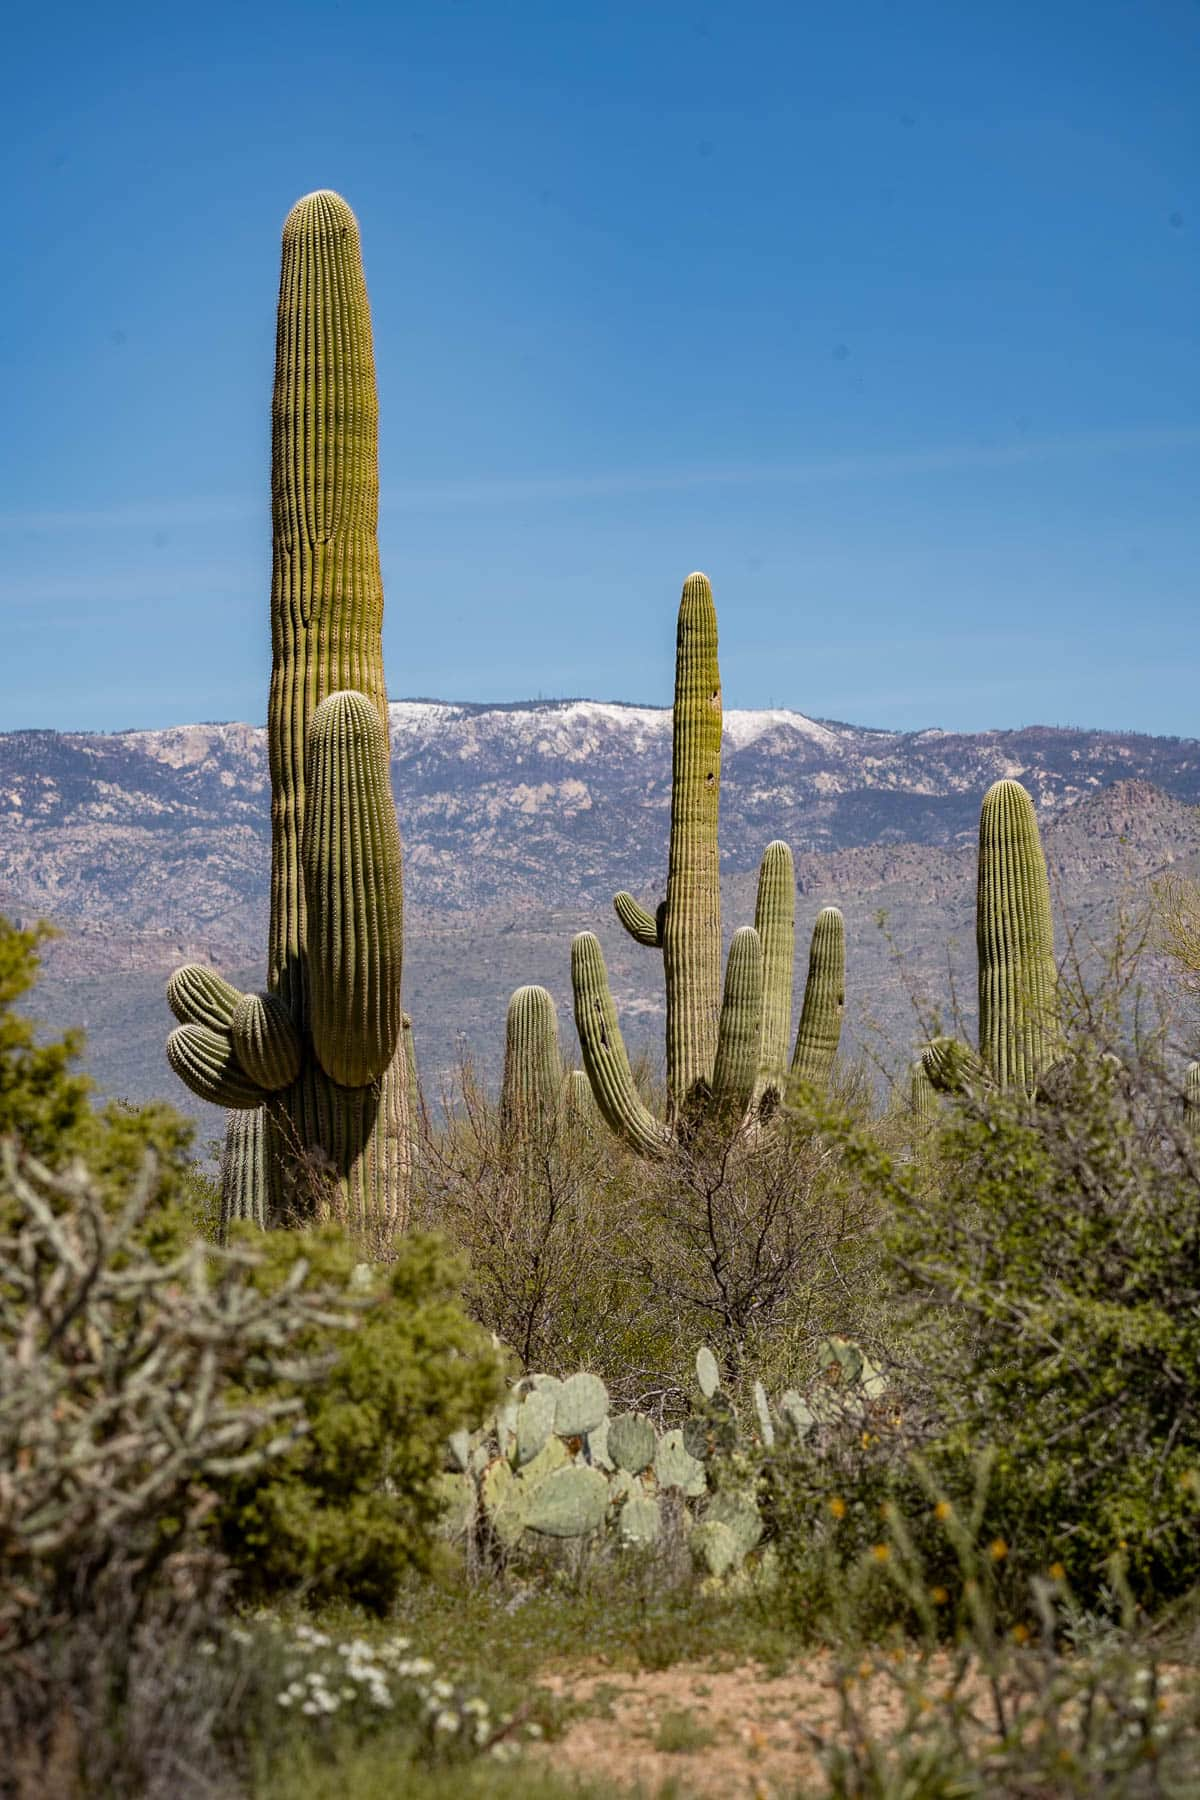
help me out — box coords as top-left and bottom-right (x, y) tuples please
(662, 571), (724, 1115)
(573, 573), (845, 1158)
(923, 776), (1060, 1098)
(164, 192), (410, 1230)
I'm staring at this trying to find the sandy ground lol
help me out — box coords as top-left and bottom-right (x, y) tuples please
(533, 1655), (912, 1798)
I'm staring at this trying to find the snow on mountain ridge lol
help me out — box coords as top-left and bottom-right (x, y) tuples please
(122, 698), (854, 766)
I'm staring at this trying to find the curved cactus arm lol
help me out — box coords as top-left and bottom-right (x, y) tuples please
(710, 927), (764, 1119)
(922, 1035), (993, 1096)
(501, 985), (564, 1138)
(751, 840), (795, 1107)
(571, 932), (671, 1159)
(977, 778), (1060, 1091)
(301, 689), (404, 1088)
(166, 964), (245, 1032)
(166, 1024), (266, 1110)
(662, 571), (723, 1117)
(230, 991), (302, 1091)
(613, 892), (662, 948)
(219, 1107), (266, 1236)
(788, 906), (846, 1097)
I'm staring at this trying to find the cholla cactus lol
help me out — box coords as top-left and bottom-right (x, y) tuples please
(163, 192), (410, 1231)
(572, 574), (845, 1157)
(0, 1143), (360, 1658)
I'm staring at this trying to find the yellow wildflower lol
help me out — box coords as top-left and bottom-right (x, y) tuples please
(1049, 1562), (1066, 1582)
(989, 1537), (1008, 1562)
(828, 1496), (846, 1520)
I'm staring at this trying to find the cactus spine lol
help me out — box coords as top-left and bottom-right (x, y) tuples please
(165, 192), (410, 1230)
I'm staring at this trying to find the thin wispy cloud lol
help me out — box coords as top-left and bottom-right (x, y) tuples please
(2, 425), (1197, 534)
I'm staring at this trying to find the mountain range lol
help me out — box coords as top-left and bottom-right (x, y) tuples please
(3, 700), (1198, 1146)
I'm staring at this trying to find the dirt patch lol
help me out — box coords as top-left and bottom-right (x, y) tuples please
(534, 1655), (905, 1798)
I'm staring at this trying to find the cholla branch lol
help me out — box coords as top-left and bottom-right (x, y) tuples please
(0, 1142), (364, 1653)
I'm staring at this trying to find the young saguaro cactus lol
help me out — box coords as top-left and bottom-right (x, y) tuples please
(164, 192), (410, 1231)
(573, 574), (845, 1157)
(500, 985), (564, 1142)
(923, 777), (1060, 1099)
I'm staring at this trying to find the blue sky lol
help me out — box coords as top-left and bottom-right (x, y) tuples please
(2, 0), (1196, 735)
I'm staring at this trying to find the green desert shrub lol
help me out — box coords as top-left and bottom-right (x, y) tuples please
(214, 1229), (505, 1611)
(0, 913), (200, 1199)
(792, 1044), (1200, 1617)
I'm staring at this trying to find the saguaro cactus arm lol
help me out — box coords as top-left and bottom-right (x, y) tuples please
(788, 906), (846, 1096)
(710, 927), (764, 1119)
(614, 892), (663, 948)
(230, 992), (302, 1091)
(922, 1035), (993, 1096)
(571, 933), (671, 1159)
(977, 778), (1060, 1091)
(301, 689), (404, 1089)
(167, 964), (245, 1033)
(662, 572), (723, 1116)
(166, 1024), (268, 1110)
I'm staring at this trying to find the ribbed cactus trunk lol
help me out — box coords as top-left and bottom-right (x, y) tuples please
(165, 192), (410, 1233)
(976, 778), (1059, 1092)
(662, 573), (723, 1119)
(264, 192), (409, 1230)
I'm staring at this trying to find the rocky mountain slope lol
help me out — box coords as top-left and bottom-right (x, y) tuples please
(3, 703), (1198, 1140)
